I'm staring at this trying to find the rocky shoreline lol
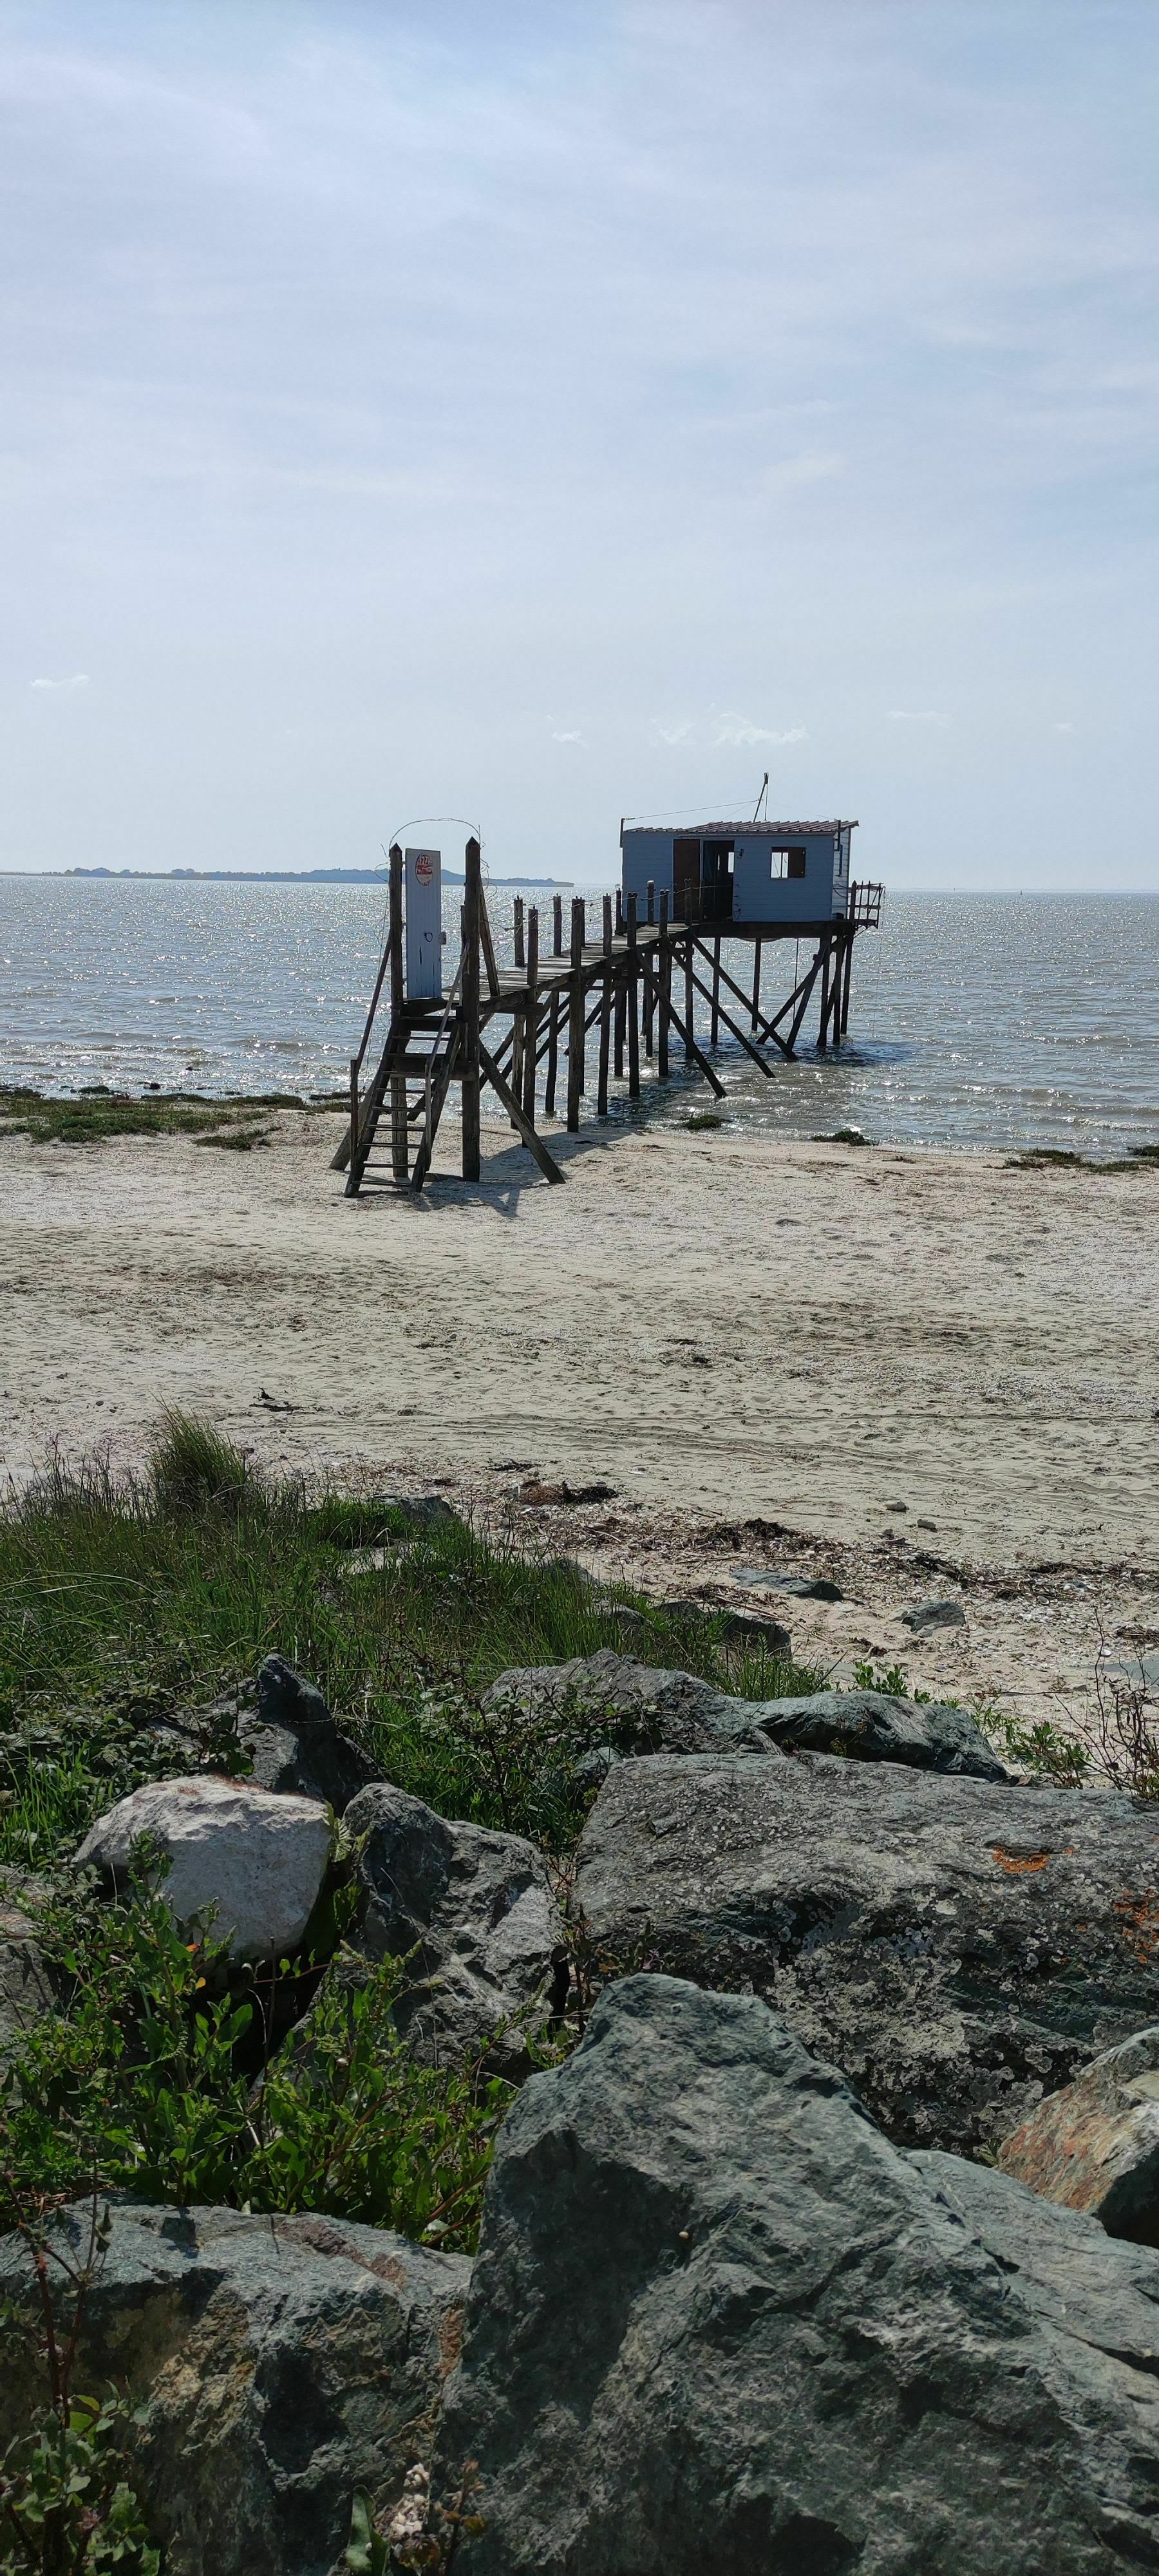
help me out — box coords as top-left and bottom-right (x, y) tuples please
(5, 1600), (1159, 2571)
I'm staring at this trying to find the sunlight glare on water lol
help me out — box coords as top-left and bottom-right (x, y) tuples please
(2, 876), (1158, 1157)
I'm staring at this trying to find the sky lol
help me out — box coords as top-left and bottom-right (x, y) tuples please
(1, 0), (1156, 889)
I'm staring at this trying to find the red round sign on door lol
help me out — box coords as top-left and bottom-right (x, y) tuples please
(415, 853), (436, 884)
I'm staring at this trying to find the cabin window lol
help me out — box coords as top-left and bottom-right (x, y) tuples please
(771, 847), (807, 880)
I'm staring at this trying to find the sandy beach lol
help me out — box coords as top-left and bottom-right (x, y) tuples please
(2, 1106), (1157, 1730)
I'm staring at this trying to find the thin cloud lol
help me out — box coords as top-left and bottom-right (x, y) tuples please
(31, 672), (89, 690)
(1054, 721), (1075, 734)
(551, 728), (585, 746)
(712, 712), (807, 748)
(887, 709), (948, 725)
(651, 720), (693, 746)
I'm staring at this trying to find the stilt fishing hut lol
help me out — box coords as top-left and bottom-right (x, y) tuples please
(334, 822), (882, 1195)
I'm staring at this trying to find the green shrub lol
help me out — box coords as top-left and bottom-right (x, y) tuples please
(0, 1880), (509, 2254)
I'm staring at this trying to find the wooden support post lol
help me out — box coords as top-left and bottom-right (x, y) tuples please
(627, 892), (640, 1099)
(841, 926), (855, 1035)
(545, 993), (560, 1115)
(684, 931), (694, 1061)
(509, 1018), (523, 1126)
(461, 840), (482, 1181)
(643, 927), (654, 1057)
(641, 957), (725, 1097)
(523, 906), (540, 1122)
(615, 887), (624, 934)
(751, 936), (763, 1031)
(348, 1056), (359, 1172)
(681, 951), (777, 1079)
(388, 843), (408, 1179)
(513, 896), (525, 971)
(646, 878), (655, 924)
(478, 1043), (565, 1184)
(567, 896), (585, 1132)
(478, 886), (500, 1000)
(710, 933), (721, 1049)
(658, 891), (670, 1079)
(817, 936), (832, 1053)
(598, 893), (612, 1114)
(786, 947), (824, 1055)
(614, 956), (626, 1077)
(552, 893), (563, 957)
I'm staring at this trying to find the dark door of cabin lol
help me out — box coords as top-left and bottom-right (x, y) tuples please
(701, 840), (735, 922)
(673, 838), (699, 920)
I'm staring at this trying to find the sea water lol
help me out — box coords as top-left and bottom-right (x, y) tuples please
(2, 875), (1158, 1159)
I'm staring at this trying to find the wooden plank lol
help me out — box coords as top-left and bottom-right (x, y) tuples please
(658, 891), (670, 1079)
(710, 933), (721, 1048)
(479, 1042), (566, 1182)
(461, 842), (482, 1180)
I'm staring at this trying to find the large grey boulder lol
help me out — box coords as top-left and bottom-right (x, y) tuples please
(482, 1650), (754, 1756)
(346, 1785), (565, 2079)
(435, 1975), (1159, 2573)
(487, 1652), (1004, 1779)
(0, 2199), (469, 2576)
(575, 1751), (1159, 2152)
(997, 2025), (1159, 2242)
(752, 1686), (1007, 1778)
(74, 1776), (334, 1961)
(914, 2143), (1159, 2354)
(238, 1654), (383, 1814)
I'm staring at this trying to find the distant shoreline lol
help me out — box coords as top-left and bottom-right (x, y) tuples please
(52, 867), (571, 887)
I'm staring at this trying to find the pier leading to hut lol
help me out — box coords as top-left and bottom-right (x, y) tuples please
(332, 824), (883, 1195)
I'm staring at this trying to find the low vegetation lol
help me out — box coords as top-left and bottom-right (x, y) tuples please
(0, 1417), (819, 1870)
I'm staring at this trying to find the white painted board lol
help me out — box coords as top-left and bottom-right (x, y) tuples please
(405, 848), (442, 999)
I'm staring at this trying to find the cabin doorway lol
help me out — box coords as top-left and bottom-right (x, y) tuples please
(674, 838), (699, 918)
(701, 838), (734, 923)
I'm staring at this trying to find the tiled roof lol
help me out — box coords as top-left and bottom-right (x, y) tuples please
(624, 819), (856, 837)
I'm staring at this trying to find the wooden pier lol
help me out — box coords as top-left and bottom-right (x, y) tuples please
(334, 838), (883, 1193)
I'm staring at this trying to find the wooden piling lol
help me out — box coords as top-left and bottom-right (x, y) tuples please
(567, 896), (585, 1132)
(627, 892), (640, 1099)
(545, 994), (560, 1115)
(710, 933), (721, 1049)
(523, 905), (539, 1122)
(817, 936), (832, 1052)
(460, 839), (482, 1181)
(841, 925), (854, 1035)
(751, 936), (763, 1031)
(552, 894), (563, 957)
(658, 890), (670, 1078)
(598, 893), (612, 1114)
(388, 843), (408, 1180)
(684, 932), (694, 1061)
(513, 896), (525, 971)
